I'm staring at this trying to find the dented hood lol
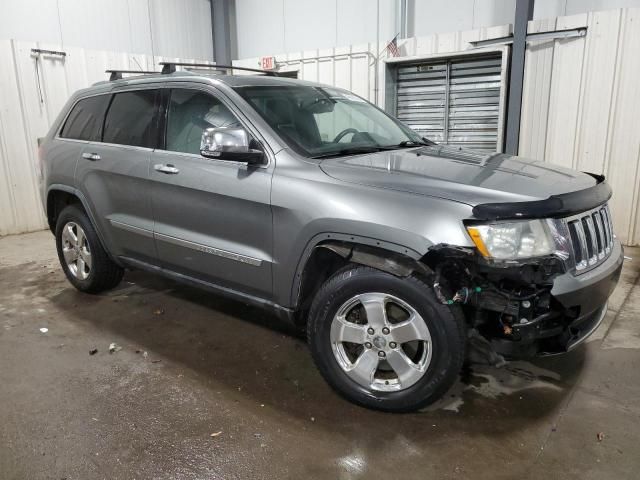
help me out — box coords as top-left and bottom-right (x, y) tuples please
(319, 146), (597, 206)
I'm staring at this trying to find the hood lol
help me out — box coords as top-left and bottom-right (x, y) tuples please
(319, 145), (597, 206)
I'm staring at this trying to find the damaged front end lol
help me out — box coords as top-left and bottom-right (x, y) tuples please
(424, 245), (568, 358)
(424, 229), (621, 358)
(422, 177), (623, 358)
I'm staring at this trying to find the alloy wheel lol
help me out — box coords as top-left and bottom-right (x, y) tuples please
(61, 222), (92, 280)
(330, 292), (432, 392)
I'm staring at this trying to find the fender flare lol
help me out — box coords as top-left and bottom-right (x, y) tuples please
(290, 232), (433, 308)
(46, 184), (122, 266)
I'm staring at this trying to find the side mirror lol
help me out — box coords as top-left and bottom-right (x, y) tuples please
(200, 127), (264, 165)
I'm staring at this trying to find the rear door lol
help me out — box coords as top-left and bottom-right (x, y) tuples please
(75, 88), (161, 264)
(150, 86), (274, 298)
(52, 94), (110, 193)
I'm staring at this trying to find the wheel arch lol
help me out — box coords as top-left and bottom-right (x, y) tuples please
(291, 234), (434, 325)
(46, 184), (120, 266)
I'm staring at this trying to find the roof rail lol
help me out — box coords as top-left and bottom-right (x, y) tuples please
(159, 62), (279, 76)
(106, 69), (159, 81)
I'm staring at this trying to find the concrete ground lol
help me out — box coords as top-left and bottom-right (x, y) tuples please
(1, 231), (639, 480)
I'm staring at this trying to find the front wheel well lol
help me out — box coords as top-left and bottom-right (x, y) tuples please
(293, 241), (433, 326)
(46, 190), (83, 232)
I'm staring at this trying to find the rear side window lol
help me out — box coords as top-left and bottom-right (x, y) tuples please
(60, 95), (110, 141)
(103, 90), (158, 148)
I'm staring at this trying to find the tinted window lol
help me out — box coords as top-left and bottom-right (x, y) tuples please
(60, 95), (110, 141)
(103, 90), (158, 147)
(166, 89), (241, 155)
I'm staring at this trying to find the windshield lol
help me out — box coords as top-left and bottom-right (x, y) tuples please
(233, 85), (426, 158)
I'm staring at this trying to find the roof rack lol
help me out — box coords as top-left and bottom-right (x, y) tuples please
(106, 69), (159, 81)
(159, 62), (279, 76)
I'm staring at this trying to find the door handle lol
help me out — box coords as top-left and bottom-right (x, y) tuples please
(82, 152), (101, 161)
(154, 163), (180, 174)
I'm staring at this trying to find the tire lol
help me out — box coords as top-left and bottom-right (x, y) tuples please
(307, 265), (466, 412)
(55, 204), (124, 293)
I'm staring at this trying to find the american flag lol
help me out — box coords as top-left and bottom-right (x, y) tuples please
(384, 34), (400, 57)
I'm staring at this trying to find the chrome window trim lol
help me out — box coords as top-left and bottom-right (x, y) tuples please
(54, 81), (275, 169)
(55, 85), (161, 140)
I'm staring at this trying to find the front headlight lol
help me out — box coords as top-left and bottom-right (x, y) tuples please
(466, 219), (557, 260)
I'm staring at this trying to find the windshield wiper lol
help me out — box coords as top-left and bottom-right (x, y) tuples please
(379, 139), (433, 150)
(311, 146), (385, 159)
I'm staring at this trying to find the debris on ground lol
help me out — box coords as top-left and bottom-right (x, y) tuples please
(210, 431), (222, 438)
(597, 432), (605, 442)
(39, 327), (48, 333)
(466, 329), (506, 367)
(310, 417), (315, 422)
(108, 343), (122, 354)
(151, 359), (161, 364)
(89, 348), (98, 356)
(142, 351), (148, 359)
(153, 308), (165, 315)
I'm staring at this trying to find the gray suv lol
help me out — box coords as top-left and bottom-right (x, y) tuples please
(39, 65), (623, 412)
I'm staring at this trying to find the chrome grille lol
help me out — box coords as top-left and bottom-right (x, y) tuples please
(565, 204), (614, 274)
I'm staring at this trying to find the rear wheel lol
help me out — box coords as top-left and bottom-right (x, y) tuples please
(307, 266), (465, 412)
(55, 205), (123, 293)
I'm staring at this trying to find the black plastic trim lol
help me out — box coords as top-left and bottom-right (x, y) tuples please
(471, 174), (612, 221)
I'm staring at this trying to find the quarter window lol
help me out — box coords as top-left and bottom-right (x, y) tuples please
(60, 95), (110, 141)
(103, 90), (158, 148)
(166, 89), (241, 155)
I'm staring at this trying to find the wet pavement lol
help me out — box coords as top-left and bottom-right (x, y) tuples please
(1, 230), (639, 480)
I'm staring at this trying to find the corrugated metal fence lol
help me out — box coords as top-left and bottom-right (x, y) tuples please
(520, 8), (640, 246)
(0, 39), (201, 236)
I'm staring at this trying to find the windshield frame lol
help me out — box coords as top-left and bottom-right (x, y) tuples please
(232, 84), (426, 159)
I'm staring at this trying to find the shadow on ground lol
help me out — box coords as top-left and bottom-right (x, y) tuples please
(40, 267), (583, 430)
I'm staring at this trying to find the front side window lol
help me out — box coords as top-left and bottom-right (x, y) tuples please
(234, 85), (424, 158)
(165, 89), (241, 155)
(60, 95), (110, 141)
(103, 90), (158, 148)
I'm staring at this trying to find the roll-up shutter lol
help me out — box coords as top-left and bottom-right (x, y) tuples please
(395, 53), (504, 152)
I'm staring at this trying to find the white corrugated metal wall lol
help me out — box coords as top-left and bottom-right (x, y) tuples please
(0, 0), (213, 60)
(520, 8), (640, 245)
(233, 0), (640, 59)
(0, 39), (205, 235)
(233, 25), (511, 104)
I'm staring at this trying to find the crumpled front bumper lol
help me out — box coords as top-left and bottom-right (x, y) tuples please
(493, 240), (624, 357)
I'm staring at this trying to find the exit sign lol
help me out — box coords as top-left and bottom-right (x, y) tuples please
(261, 56), (276, 70)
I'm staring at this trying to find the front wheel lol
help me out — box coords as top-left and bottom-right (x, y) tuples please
(307, 266), (465, 412)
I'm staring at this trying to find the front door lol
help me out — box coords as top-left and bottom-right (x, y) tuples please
(150, 87), (274, 298)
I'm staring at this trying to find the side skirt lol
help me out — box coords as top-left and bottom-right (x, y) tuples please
(119, 256), (296, 325)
